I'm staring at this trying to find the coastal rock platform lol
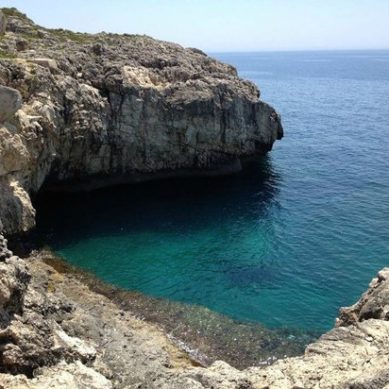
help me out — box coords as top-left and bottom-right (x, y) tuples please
(0, 235), (388, 388)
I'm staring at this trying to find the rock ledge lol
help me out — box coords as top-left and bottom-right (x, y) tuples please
(0, 7), (282, 235)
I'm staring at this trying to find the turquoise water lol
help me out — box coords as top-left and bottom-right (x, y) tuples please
(36, 50), (389, 333)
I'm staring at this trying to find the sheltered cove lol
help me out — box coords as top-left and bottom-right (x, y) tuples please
(0, 8), (389, 388)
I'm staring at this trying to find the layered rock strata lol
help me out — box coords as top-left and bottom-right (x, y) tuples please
(0, 8), (282, 235)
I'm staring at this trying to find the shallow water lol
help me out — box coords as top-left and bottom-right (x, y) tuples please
(36, 50), (389, 334)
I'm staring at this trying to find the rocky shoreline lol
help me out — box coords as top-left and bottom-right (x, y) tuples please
(24, 248), (318, 370)
(1, 8), (389, 388)
(1, 234), (389, 388)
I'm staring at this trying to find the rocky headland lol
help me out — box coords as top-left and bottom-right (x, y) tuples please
(0, 8), (388, 389)
(0, 7), (282, 236)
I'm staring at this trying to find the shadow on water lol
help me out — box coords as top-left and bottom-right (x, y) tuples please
(33, 156), (286, 302)
(31, 157), (322, 367)
(34, 157), (281, 248)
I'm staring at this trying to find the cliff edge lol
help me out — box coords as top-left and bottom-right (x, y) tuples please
(0, 8), (282, 235)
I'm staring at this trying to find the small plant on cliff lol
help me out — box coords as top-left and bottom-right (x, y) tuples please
(0, 49), (16, 59)
(48, 28), (92, 44)
(1, 7), (31, 21)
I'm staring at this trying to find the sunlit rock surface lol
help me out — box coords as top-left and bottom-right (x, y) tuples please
(0, 8), (282, 235)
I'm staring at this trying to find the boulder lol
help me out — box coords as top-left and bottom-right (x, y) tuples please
(30, 58), (58, 72)
(0, 85), (22, 124)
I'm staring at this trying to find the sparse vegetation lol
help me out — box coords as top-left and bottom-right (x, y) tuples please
(20, 31), (40, 41)
(48, 28), (93, 44)
(1, 7), (30, 20)
(0, 49), (16, 59)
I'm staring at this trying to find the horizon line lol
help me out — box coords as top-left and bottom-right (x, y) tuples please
(208, 48), (389, 54)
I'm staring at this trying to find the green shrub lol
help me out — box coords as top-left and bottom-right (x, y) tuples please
(48, 28), (92, 44)
(0, 49), (16, 59)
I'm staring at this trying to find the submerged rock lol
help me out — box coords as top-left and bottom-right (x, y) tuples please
(0, 8), (282, 236)
(0, 237), (388, 388)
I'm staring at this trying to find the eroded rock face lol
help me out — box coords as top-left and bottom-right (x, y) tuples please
(0, 9), (283, 235)
(0, 361), (113, 389)
(337, 268), (389, 325)
(0, 10), (6, 34)
(0, 86), (22, 123)
(0, 236), (98, 379)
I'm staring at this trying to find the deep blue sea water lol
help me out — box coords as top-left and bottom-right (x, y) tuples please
(36, 50), (389, 333)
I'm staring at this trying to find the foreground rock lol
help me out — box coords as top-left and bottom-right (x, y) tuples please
(0, 8), (283, 235)
(0, 237), (193, 388)
(0, 235), (388, 388)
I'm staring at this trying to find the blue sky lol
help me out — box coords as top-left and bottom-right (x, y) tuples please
(2, 0), (389, 51)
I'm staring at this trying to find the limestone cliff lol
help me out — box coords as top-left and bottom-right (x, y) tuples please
(0, 8), (282, 235)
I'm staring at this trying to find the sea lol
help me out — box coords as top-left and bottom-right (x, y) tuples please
(35, 51), (389, 358)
